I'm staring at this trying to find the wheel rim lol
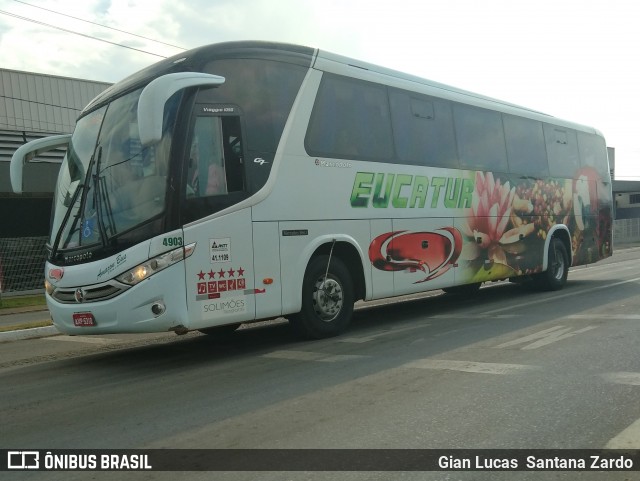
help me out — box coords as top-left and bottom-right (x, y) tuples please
(552, 245), (565, 281)
(312, 276), (344, 322)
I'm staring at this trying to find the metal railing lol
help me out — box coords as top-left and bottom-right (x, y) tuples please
(0, 236), (47, 294)
(614, 218), (640, 245)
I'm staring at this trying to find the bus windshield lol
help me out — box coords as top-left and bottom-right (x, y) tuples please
(50, 87), (175, 259)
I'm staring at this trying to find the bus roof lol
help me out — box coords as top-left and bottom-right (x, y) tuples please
(82, 41), (315, 114)
(82, 40), (601, 137)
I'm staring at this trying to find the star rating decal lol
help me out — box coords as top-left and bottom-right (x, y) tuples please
(197, 267), (246, 280)
(195, 265), (255, 297)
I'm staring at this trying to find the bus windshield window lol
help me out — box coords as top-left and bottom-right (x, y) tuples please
(51, 88), (174, 254)
(49, 106), (105, 247)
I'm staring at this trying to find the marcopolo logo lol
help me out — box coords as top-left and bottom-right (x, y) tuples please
(315, 158), (352, 169)
(8, 451), (39, 470)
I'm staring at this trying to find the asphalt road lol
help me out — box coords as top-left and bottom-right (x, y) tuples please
(2, 246), (640, 481)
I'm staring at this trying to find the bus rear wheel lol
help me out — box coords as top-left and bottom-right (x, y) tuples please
(533, 237), (569, 291)
(291, 255), (354, 339)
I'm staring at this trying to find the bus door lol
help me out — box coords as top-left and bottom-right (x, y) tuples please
(180, 104), (255, 329)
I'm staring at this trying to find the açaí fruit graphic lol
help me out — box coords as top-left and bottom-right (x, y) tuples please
(369, 228), (462, 283)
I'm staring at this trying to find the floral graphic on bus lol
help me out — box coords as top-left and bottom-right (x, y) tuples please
(369, 228), (462, 283)
(459, 166), (611, 281)
(360, 165), (612, 284)
(460, 171), (519, 267)
(460, 171), (569, 279)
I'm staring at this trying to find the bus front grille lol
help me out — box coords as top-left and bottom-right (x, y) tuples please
(51, 281), (130, 304)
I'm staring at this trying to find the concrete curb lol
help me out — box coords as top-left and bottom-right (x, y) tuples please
(0, 326), (60, 343)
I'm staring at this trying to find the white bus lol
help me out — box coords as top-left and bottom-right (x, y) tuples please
(11, 41), (613, 339)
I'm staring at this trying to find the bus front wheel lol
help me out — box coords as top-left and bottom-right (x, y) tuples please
(291, 255), (354, 339)
(534, 237), (569, 291)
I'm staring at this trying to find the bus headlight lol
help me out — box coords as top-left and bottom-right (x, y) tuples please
(45, 279), (55, 296)
(117, 242), (196, 286)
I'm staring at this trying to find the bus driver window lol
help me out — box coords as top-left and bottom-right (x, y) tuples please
(187, 117), (228, 197)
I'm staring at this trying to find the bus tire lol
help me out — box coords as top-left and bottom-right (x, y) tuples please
(534, 237), (569, 291)
(291, 255), (354, 339)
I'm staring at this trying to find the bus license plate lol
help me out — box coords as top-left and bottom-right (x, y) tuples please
(73, 312), (96, 327)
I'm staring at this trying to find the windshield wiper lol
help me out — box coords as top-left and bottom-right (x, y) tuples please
(92, 146), (116, 244)
(51, 142), (101, 259)
(50, 183), (84, 260)
(99, 174), (116, 238)
(52, 144), (104, 259)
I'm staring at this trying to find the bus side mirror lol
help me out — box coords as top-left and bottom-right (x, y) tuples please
(137, 72), (225, 147)
(10, 134), (71, 194)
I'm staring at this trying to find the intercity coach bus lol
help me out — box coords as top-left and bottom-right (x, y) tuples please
(11, 41), (613, 339)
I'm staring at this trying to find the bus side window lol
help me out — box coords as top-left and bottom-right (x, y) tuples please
(577, 132), (608, 178)
(221, 116), (244, 192)
(454, 104), (508, 173)
(389, 90), (458, 168)
(305, 73), (393, 162)
(544, 125), (580, 178)
(503, 114), (549, 177)
(186, 116), (244, 198)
